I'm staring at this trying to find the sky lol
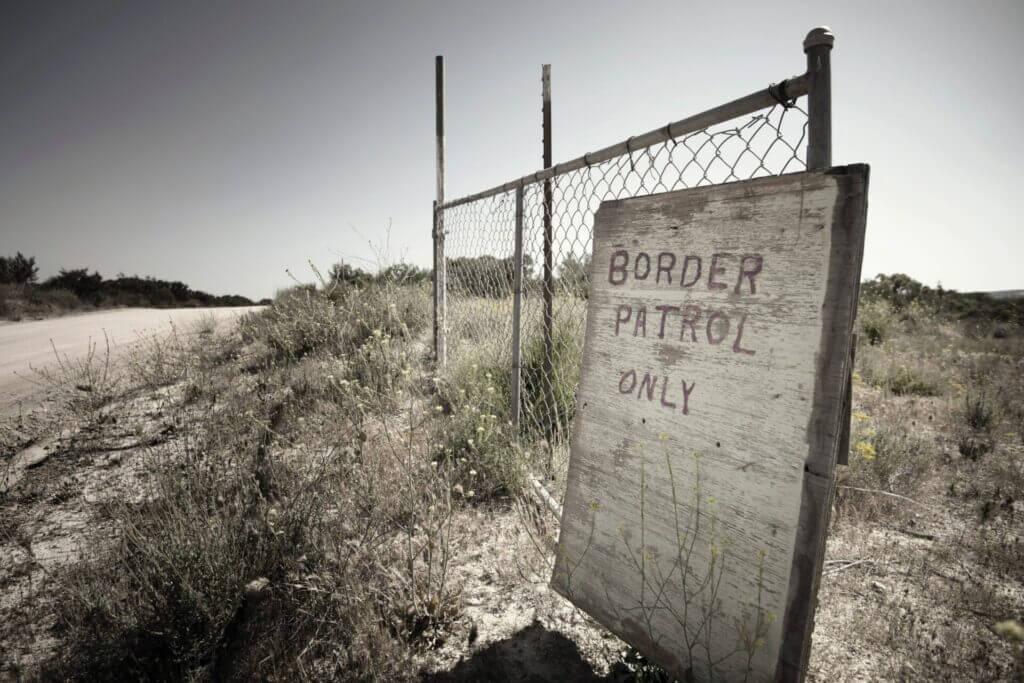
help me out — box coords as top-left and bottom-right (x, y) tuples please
(1, 0), (1021, 300)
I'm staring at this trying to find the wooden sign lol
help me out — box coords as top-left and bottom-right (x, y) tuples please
(552, 166), (869, 682)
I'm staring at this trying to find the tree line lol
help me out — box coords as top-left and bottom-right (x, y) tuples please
(861, 273), (1022, 324)
(444, 253), (590, 298)
(322, 254), (590, 299)
(0, 253), (254, 308)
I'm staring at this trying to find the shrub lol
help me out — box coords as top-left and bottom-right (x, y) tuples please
(339, 281), (430, 347)
(857, 352), (943, 397)
(519, 309), (583, 443)
(249, 286), (346, 361)
(344, 331), (407, 404)
(434, 348), (524, 498)
(35, 277), (459, 680)
(0, 252), (38, 284)
(882, 364), (944, 396)
(858, 298), (895, 345)
(44, 288), (84, 310)
(963, 386), (995, 432)
(957, 433), (992, 460)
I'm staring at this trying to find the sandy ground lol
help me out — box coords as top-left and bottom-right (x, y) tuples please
(0, 307), (261, 416)
(2, 319), (1020, 679)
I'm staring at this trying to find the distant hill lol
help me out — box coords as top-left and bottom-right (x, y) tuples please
(978, 290), (1024, 301)
(861, 274), (1023, 325)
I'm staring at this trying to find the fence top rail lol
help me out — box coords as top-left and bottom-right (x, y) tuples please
(439, 72), (808, 212)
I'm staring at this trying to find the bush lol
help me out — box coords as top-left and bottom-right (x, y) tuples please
(44, 288), (84, 310)
(519, 309), (583, 443)
(434, 345), (524, 498)
(881, 364), (944, 396)
(337, 281), (430, 348)
(857, 354), (944, 397)
(245, 286), (346, 361)
(858, 298), (895, 345)
(0, 252), (38, 284)
(34, 275), (459, 680)
(963, 386), (995, 432)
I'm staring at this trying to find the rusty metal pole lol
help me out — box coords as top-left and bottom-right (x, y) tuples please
(541, 64), (555, 444)
(511, 186), (525, 431)
(434, 55), (447, 367)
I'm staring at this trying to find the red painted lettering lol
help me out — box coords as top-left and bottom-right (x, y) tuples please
(681, 380), (695, 415)
(655, 304), (679, 339)
(633, 306), (647, 337)
(706, 310), (730, 344)
(680, 255), (702, 288)
(732, 312), (755, 355)
(708, 253), (732, 290)
(660, 378), (676, 409)
(638, 373), (658, 401)
(609, 250), (629, 285)
(618, 369), (637, 394)
(634, 252), (651, 280)
(680, 304), (701, 342)
(615, 304), (632, 336)
(735, 255), (763, 295)
(656, 252), (676, 284)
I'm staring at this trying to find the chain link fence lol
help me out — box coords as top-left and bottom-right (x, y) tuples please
(439, 85), (811, 482)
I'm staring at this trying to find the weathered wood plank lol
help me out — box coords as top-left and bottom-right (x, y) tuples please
(552, 166), (869, 682)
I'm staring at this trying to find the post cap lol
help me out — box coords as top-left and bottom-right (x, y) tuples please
(803, 26), (835, 52)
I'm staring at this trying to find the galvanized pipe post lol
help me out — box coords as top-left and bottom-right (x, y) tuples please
(805, 27), (852, 470)
(541, 64), (555, 444)
(434, 55), (447, 367)
(779, 25), (842, 683)
(804, 27), (833, 170)
(511, 186), (525, 431)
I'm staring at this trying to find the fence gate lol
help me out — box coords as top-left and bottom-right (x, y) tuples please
(434, 28), (839, 462)
(432, 25), (845, 682)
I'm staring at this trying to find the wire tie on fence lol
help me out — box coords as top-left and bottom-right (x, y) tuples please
(768, 80), (796, 109)
(583, 152), (593, 168)
(626, 136), (637, 172)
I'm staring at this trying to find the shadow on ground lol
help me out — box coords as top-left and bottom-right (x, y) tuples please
(423, 620), (633, 683)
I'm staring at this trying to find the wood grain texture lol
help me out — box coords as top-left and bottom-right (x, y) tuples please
(551, 167), (869, 682)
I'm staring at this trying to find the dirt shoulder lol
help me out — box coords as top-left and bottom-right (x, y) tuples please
(0, 306), (262, 417)
(1, 283), (1021, 681)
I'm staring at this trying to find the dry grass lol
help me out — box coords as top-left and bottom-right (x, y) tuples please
(820, 294), (1024, 681)
(2, 277), (1022, 681)
(1, 279), (473, 680)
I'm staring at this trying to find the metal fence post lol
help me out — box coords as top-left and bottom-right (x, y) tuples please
(804, 27), (833, 170)
(779, 25), (842, 683)
(806, 27), (853, 470)
(541, 64), (555, 439)
(434, 55), (447, 367)
(511, 185), (525, 431)
(805, 26), (852, 465)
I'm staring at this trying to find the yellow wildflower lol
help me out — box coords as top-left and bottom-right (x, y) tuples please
(854, 440), (877, 461)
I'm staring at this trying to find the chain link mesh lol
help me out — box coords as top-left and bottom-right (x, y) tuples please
(440, 103), (808, 477)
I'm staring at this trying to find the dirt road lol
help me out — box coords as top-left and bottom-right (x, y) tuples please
(0, 307), (261, 414)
